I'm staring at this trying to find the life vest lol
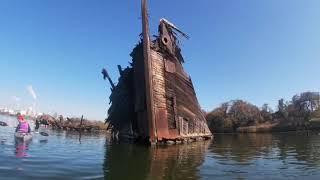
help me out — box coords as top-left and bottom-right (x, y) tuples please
(18, 122), (29, 133)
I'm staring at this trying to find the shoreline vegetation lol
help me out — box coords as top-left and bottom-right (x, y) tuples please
(206, 91), (320, 133)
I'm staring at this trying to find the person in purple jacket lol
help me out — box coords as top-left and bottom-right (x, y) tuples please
(15, 115), (31, 133)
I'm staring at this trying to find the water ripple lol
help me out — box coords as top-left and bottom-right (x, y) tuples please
(2, 115), (320, 179)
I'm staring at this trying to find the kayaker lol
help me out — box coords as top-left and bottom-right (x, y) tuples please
(15, 115), (31, 133)
(41, 118), (49, 128)
(35, 119), (40, 131)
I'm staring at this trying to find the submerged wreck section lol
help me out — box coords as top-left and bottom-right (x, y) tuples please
(103, 0), (211, 144)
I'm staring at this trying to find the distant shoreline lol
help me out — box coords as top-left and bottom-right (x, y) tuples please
(208, 120), (320, 134)
(206, 91), (320, 134)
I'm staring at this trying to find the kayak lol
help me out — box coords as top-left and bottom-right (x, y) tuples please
(14, 132), (32, 141)
(0, 121), (8, 126)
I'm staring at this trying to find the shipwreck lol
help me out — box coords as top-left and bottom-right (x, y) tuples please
(102, 0), (212, 144)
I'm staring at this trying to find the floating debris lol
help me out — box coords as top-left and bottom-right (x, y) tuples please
(36, 115), (107, 132)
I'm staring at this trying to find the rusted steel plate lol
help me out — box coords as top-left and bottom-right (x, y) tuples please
(155, 108), (170, 139)
(165, 60), (176, 73)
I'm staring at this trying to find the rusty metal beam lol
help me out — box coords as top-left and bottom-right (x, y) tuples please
(160, 18), (189, 39)
(102, 68), (115, 90)
(141, 0), (157, 143)
(117, 65), (123, 75)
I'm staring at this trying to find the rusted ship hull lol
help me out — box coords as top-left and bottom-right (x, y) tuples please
(146, 49), (211, 142)
(103, 0), (212, 144)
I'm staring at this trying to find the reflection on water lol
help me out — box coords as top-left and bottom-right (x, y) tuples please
(104, 142), (151, 180)
(274, 133), (320, 167)
(210, 133), (274, 163)
(147, 142), (209, 180)
(104, 141), (210, 180)
(2, 115), (320, 179)
(15, 140), (31, 158)
(202, 133), (320, 179)
(210, 133), (320, 165)
(104, 133), (320, 180)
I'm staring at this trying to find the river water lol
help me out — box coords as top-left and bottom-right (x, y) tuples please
(1, 115), (320, 179)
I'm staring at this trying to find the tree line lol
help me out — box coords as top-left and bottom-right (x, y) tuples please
(206, 91), (320, 133)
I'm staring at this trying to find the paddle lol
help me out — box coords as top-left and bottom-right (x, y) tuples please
(0, 121), (8, 126)
(31, 131), (49, 136)
(39, 132), (49, 136)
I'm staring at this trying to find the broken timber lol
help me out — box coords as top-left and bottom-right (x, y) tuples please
(103, 0), (212, 144)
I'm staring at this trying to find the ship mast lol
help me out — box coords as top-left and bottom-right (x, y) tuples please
(141, 0), (157, 143)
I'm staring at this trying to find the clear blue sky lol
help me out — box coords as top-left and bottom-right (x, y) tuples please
(0, 0), (319, 120)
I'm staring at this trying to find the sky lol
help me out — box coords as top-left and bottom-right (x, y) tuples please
(0, 0), (319, 120)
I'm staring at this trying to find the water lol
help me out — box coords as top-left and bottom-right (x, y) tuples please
(1, 115), (320, 179)
(0, 115), (106, 179)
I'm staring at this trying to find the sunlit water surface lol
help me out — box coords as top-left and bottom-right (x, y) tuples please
(1, 115), (320, 180)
